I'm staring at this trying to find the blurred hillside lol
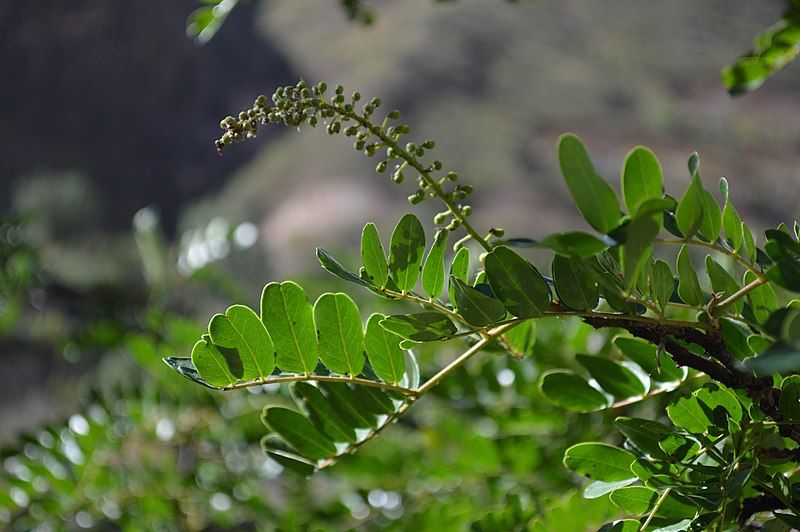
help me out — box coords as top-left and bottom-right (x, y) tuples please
(192, 0), (800, 281)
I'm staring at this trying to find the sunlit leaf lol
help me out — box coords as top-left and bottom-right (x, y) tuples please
(650, 259), (675, 314)
(622, 212), (660, 290)
(389, 213), (426, 294)
(622, 146), (663, 215)
(191, 337), (239, 387)
(162, 356), (219, 389)
(209, 305), (275, 381)
(261, 281), (318, 375)
(667, 395), (711, 434)
(485, 246), (551, 318)
(558, 133), (621, 234)
(720, 178), (743, 252)
(699, 189), (721, 243)
(314, 293), (365, 376)
(422, 229), (448, 299)
(675, 174), (705, 239)
(361, 222), (389, 288)
(609, 486), (659, 514)
(365, 313), (405, 383)
(448, 246), (470, 306)
(563, 442), (636, 482)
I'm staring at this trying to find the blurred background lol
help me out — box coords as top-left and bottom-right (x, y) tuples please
(1, 0), (799, 529)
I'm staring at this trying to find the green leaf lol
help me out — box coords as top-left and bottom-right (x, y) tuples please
(650, 259), (675, 314)
(319, 382), (377, 429)
(725, 462), (755, 500)
(699, 189), (721, 243)
(597, 519), (641, 532)
(721, 178), (743, 252)
(615, 336), (684, 382)
(379, 312), (457, 342)
(583, 479), (637, 500)
(767, 259), (800, 291)
(576, 354), (647, 399)
(317, 247), (374, 289)
(745, 270), (778, 324)
(261, 437), (316, 477)
(535, 231), (610, 258)
(360, 222), (388, 288)
(563, 442), (636, 482)
(622, 212), (660, 290)
(389, 213), (426, 294)
(552, 255), (599, 311)
(667, 395), (711, 434)
(209, 305), (275, 381)
(364, 313), (405, 383)
(622, 146), (663, 215)
(191, 337), (239, 387)
(676, 245), (704, 306)
(540, 370), (610, 412)
(162, 356), (219, 389)
(314, 293), (365, 376)
(450, 276), (506, 327)
(422, 229), (448, 299)
(675, 174), (705, 239)
(696, 385), (743, 422)
(705, 256), (742, 314)
(503, 320), (536, 357)
(485, 246), (551, 318)
(261, 407), (336, 461)
(448, 246), (470, 306)
(609, 486), (659, 514)
(557, 133), (621, 234)
(293, 382), (357, 444)
(743, 222), (758, 263)
(261, 281), (318, 375)
(720, 318), (754, 359)
(615, 417), (674, 460)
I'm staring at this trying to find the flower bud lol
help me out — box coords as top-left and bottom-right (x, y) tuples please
(376, 161), (388, 173)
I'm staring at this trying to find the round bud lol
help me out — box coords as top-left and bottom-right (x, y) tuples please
(462, 185), (474, 195)
(344, 104), (354, 113)
(238, 111), (248, 120)
(393, 171), (404, 184)
(344, 126), (358, 137)
(354, 140), (365, 151)
(461, 205), (473, 217)
(415, 148), (425, 157)
(297, 80), (307, 89)
(431, 160), (443, 171)
(364, 144), (376, 157)
(387, 110), (401, 120)
(351, 91), (361, 102)
(490, 227), (505, 237)
(422, 140), (436, 149)
(376, 161), (388, 173)
(405, 142), (417, 153)
(434, 212), (449, 225)
(335, 84), (344, 95)
(363, 104), (375, 116)
(370, 97), (382, 107)
(408, 194), (421, 205)
(255, 95), (267, 107)
(446, 219), (461, 231)
(317, 82), (328, 93)
(308, 116), (318, 126)
(386, 147), (397, 159)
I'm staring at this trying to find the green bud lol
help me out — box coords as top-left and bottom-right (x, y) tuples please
(297, 80), (308, 89)
(408, 194), (421, 205)
(446, 219), (461, 231)
(335, 84), (344, 95)
(255, 95), (267, 107)
(344, 126), (358, 136)
(422, 140), (436, 149)
(434, 211), (449, 225)
(398, 124), (411, 134)
(238, 111), (248, 121)
(317, 82), (328, 93)
(462, 185), (474, 195)
(351, 91), (361, 102)
(354, 140), (365, 151)
(415, 147), (425, 157)
(308, 116), (318, 126)
(364, 144), (376, 157)
(393, 171), (405, 184)
(406, 142), (417, 153)
(387, 110), (401, 120)
(344, 103), (354, 113)
(431, 160), (443, 171)
(363, 104), (375, 115)
(376, 161), (388, 173)
(490, 227), (505, 237)
(300, 88), (311, 98)
(461, 205), (473, 217)
(370, 97), (382, 107)
(386, 147), (397, 159)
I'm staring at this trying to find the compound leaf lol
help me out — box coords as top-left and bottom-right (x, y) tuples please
(485, 246), (551, 318)
(314, 293), (365, 376)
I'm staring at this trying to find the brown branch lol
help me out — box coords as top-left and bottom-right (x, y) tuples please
(583, 315), (800, 447)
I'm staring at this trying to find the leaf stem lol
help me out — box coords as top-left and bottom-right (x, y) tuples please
(221, 374), (415, 395)
(711, 276), (766, 314)
(656, 238), (765, 279)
